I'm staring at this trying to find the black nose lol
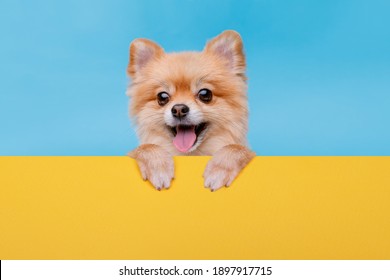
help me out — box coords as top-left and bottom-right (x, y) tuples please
(171, 104), (189, 119)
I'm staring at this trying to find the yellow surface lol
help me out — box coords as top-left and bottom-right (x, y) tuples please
(0, 156), (389, 260)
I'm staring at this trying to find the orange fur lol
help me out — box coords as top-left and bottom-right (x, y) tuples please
(126, 30), (255, 191)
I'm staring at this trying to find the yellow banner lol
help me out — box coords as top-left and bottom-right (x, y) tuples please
(1, 156), (389, 259)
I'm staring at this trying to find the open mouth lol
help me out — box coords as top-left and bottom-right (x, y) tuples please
(169, 122), (208, 153)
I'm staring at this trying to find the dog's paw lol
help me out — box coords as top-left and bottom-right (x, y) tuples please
(129, 144), (174, 190)
(137, 157), (174, 190)
(203, 158), (239, 191)
(203, 144), (255, 192)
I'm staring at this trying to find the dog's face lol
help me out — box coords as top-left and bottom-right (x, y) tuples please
(127, 31), (249, 155)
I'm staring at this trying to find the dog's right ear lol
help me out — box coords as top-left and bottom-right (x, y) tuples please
(127, 38), (164, 78)
(204, 30), (245, 77)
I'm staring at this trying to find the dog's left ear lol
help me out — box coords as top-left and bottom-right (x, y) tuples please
(127, 38), (164, 78)
(204, 30), (245, 76)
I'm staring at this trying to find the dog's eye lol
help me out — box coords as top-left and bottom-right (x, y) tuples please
(197, 88), (212, 103)
(157, 92), (170, 106)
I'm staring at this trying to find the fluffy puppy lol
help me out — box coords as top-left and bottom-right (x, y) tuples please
(126, 30), (255, 191)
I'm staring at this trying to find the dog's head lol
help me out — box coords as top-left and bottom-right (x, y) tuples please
(126, 30), (249, 155)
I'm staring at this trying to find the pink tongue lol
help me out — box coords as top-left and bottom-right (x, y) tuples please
(173, 126), (196, 153)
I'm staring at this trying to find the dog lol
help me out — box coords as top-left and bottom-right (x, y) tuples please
(126, 30), (255, 191)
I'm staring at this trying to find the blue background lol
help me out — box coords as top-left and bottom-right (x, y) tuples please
(1, 0), (389, 155)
